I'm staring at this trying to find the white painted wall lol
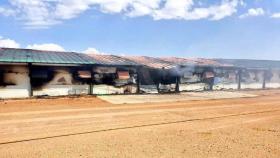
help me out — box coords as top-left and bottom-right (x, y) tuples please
(0, 65), (30, 99)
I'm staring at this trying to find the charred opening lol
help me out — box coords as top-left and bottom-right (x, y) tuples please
(93, 66), (136, 87)
(138, 68), (160, 85)
(72, 68), (92, 84)
(92, 66), (138, 94)
(31, 67), (55, 89)
(0, 70), (4, 86)
(0, 68), (17, 87)
(264, 70), (273, 81)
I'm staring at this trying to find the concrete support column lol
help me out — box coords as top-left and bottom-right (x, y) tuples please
(262, 70), (267, 89)
(209, 78), (214, 91)
(175, 76), (180, 93)
(156, 82), (160, 93)
(28, 63), (33, 97)
(89, 66), (94, 95)
(238, 69), (242, 90)
(136, 67), (141, 94)
(208, 71), (215, 91)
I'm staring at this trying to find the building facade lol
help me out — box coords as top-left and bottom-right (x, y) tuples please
(1, 48), (280, 99)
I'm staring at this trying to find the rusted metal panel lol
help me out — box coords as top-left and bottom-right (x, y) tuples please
(78, 71), (91, 79)
(117, 71), (130, 80)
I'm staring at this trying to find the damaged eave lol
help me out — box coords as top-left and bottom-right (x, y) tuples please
(0, 62), (28, 66)
(30, 63), (93, 67)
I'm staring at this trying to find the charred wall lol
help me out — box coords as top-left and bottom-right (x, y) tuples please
(213, 68), (239, 90)
(158, 68), (177, 93)
(265, 69), (280, 88)
(32, 66), (91, 96)
(179, 66), (213, 92)
(0, 65), (30, 98)
(138, 67), (159, 94)
(137, 67), (177, 94)
(241, 69), (264, 89)
(92, 66), (137, 94)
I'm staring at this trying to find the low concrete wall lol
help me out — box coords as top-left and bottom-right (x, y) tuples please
(179, 83), (209, 91)
(266, 83), (280, 89)
(213, 83), (238, 90)
(33, 85), (89, 96)
(241, 83), (263, 89)
(92, 84), (137, 95)
(140, 85), (158, 94)
(0, 65), (30, 99)
(159, 83), (176, 93)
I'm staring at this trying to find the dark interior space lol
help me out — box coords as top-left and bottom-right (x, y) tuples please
(159, 69), (178, 85)
(72, 67), (92, 84)
(138, 68), (161, 85)
(31, 67), (55, 89)
(0, 70), (4, 86)
(93, 67), (136, 87)
(0, 69), (16, 86)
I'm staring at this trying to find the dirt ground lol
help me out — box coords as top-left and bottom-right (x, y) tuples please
(0, 90), (280, 158)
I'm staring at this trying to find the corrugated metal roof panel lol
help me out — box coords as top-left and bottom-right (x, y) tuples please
(161, 57), (233, 67)
(0, 48), (97, 65)
(87, 54), (139, 66)
(123, 56), (176, 69)
(160, 57), (197, 66)
(214, 59), (280, 69)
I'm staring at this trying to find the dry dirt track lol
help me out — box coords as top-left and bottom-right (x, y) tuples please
(0, 90), (280, 158)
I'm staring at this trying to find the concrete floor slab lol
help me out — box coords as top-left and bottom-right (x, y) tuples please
(98, 91), (257, 104)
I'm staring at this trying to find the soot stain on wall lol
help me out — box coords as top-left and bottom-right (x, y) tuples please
(0, 67), (20, 87)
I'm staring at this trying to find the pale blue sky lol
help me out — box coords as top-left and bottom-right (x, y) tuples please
(0, 0), (280, 60)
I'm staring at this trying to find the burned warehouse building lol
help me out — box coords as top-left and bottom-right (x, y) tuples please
(1, 47), (280, 99)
